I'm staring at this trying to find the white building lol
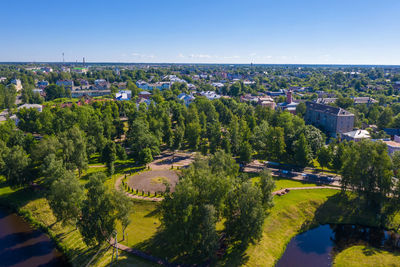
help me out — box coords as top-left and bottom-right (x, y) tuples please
(10, 79), (23, 91)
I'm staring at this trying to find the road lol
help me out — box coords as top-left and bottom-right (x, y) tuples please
(243, 160), (341, 187)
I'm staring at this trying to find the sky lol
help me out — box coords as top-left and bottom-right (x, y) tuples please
(1, 0), (399, 65)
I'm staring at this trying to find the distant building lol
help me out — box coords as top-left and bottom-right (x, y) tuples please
(37, 80), (49, 89)
(316, 97), (377, 106)
(382, 140), (400, 155)
(10, 79), (23, 91)
(0, 77), (7, 83)
(94, 79), (109, 89)
(115, 90), (132, 101)
(277, 91), (299, 114)
(136, 81), (170, 91)
(199, 91), (221, 100)
(341, 130), (370, 142)
(18, 103), (43, 112)
(71, 90), (110, 98)
(305, 101), (355, 135)
(178, 93), (195, 106)
(71, 67), (88, 74)
(138, 91), (152, 99)
(56, 80), (74, 89)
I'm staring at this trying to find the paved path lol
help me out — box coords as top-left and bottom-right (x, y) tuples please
(126, 170), (179, 193)
(149, 151), (195, 170)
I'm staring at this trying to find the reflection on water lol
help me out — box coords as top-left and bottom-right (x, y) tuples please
(276, 224), (400, 267)
(0, 208), (68, 267)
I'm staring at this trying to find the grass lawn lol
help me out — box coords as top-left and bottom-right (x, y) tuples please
(116, 200), (160, 248)
(333, 245), (400, 267)
(251, 176), (319, 191)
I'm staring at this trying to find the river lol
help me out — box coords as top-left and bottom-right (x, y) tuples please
(0, 208), (68, 267)
(276, 224), (400, 267)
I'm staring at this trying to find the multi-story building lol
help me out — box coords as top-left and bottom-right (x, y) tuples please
(305, 101), (354, 135)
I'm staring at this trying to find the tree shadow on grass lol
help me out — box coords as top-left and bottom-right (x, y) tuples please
(362, 246), (378, 256)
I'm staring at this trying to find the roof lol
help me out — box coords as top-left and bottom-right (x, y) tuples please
(383, 141), (400, 148)
(139, 91), (151, 95)
(306, 101), (353, 116)
(18, 104), (42, 110)
(342, 130), (370, 139)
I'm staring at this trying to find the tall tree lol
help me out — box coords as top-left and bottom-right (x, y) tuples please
(2, 145), (31, 187)
(78, 173), (117, 246)
(293, 133), (312, 167)
(48, 171), (84, 225)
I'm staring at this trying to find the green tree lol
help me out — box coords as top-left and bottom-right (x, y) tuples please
(258, 169), (275, 209)
(78, 173), (117, 246)
(392, 151), (400, 178)
(224, 181), (265, 245)
(317, 146), (332, 170)
(139, 147), (153, 165)
(102, 141), (116, 176)
(377, 107), (393, 129)
(266, 127), (286, 161)
(2, 145), (31, 187)
(113, 191), (132, 240)
(293, 133), (312, 167)
(341, 140), (393, 205)
(48, 171), (84, 225)
(59, 126), (88, 176)
(239, 141), (252, 164)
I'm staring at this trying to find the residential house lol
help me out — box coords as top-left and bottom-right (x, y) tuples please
(37, 80), (49, 89)
(199, 91), (221, 100)
(178, 93), (195, 106)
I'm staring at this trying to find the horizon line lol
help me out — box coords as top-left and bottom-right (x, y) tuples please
(0, 61), (400, 67)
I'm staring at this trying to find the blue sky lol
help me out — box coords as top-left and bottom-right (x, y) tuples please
(1, 0), (399, 64)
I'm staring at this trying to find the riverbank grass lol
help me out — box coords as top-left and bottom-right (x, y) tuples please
(242, 188), (338, 266)
(334, 245), (400, 267)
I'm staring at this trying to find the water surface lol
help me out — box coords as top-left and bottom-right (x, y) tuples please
(276, 224), (400, 267)
(0, 208), (68, 267)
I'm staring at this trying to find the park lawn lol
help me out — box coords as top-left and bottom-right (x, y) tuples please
(251, 176), (319, 191)
(0, 176), (157, 267)
(333, 245), (400, 267)
(116, 200), (161, 248)
(229, 189), (339, 267)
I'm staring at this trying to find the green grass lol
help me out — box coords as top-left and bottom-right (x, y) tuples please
(251, 176), (319, 191)
(333, 245), (400, 267)
(116, 200), (160, 248)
